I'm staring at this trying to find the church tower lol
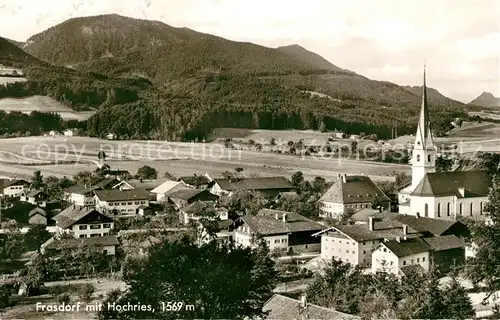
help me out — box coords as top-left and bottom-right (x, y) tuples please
(411, 66), (436, 189)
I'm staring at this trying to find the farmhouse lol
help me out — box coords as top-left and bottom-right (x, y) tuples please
(234, 209), (323, 253)
(319, 174), (390, 219)
(94, 188), (150, 215)
(52, 206), (114, 238)
(210, 176), (294, 198)
(398, 68), (492, 219)
(21, 189), (49, 207)
(166, 186), (219, 209)
(41, 235), (119, 256)
(0, 179), (30, 198)
(64, 177), (119, 206)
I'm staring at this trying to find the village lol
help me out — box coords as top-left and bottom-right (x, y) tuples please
(1, 73), (499, 319)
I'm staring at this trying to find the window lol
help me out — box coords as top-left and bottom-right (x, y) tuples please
(346, 241), (350, 245)
(437, 203), (441, 217)
(363, 250), (366, 254)
(390, 261), (394, 265)
(79, 234), (86, 238)
(470, 203), (473, 216)
(102, 233), (109, 236)
(447, 202), (451, 216)
(103, 223), (111, 228)
(274, 239), (280, 244)
(480, 202), (483, 215)
(79, 225), (88, 230)
(410, 259), (414, 264)
(141, 201), (145, 204)
(281, 239), (287, 243)
(424, 203), (429, 217)
(103, 249), (108, 254)
(403, 260), (406, 265)
(90, 224), (102, 229)
(121, 202), (126, 205)
(127, 202), (132, 205)
(417, 258), (420, 262)
(416, 154), (420, 162)
(90, 233), (99, 237)
(422, 257), (425, 262)
(459, 203), (463, 215)
(428, 154), (431, 162)
(134, 201), (139, 205)
(383, 248), (387, 252)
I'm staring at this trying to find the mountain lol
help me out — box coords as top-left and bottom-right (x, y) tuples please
(2, 14), (468, 141)
(468, 92), (500, 107)
(0, 36), (40, 68)
(4, 38), (24, 48)
(277, 44), (347, 72)
(403, 85), (465, 107)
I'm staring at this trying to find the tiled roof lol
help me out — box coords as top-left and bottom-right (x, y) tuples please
(178, 175), (211, 185)
(150, 180), (183, 194)
(166, 187), (203, 200)
(330, 223), (420, 242)
(382, 238), (431, 257)
(53, 207), (111, 229)
(214, 176), (293, 191)
(0, 179), (29, 189)
(411, 171), (491, 197)
(94, 188), (150, 202)
(28, 207), (46, 217)
(64, 178), (119, 195)
(126, 178), (169, 191)
(43, 236), (119, 250)
(423, 235), (465, 251)
(319, 175), (390, 204)
(26, 189), (46, 197)
(390, 213), (459, 236)
(263, 294), (359, 320)
(240, 210), (324, 236)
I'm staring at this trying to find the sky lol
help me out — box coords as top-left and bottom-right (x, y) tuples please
(0, 0), (499, 103)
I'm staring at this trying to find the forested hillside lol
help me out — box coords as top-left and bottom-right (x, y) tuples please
(1, 14), (468, 140)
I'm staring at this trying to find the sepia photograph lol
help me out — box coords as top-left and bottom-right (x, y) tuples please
(0, 0), (499, 319)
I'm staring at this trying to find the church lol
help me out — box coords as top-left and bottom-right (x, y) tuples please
(398, 68), (492, 220)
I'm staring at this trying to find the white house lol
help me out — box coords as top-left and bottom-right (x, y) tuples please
(319, 174), (390, 219)
(0, 179), (30, 198)
(21, 189), (49, 207)
(63, 129), (74, 137)
(94, 188), (150, 216)
(398, 67), (492, 220)
(371, 237), (431, 275)
(64, 178), (119, 206)
(52, 206), (114, 238)
(106, 133), (117, 140)
(150, 180), (184, 202)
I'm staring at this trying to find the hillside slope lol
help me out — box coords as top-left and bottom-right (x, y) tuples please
(277, 44), (347, 72)
(0, 37), (40, 68)
(403, 85), (465, 107)
(468, 92), (500, 107)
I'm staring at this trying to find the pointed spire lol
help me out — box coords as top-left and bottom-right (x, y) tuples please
(415, 63), (433, 149)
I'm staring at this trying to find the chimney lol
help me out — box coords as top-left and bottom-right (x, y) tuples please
(368, 216), (374, 231)
(458, 187), (465, 197)
(342, 174), (347, 183)
(403, 224), (408, 235)
(282, 213), (287, 223)
(396, 236), (401, 243)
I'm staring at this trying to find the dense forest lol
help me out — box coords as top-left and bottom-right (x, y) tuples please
(0, 111), (64, 136)
(0, 14), (468, 141)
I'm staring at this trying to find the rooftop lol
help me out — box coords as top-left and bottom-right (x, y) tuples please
(319, 175), (390, 204)
(53, 206), (113, 229)
(94, 188), (150, 202)
(411, 171), (491, 197)
(0, 178), (29, 189)
(64, 177), (119, 195)
(381, 238), (431, 257)
(263, 294), (359, 320)
(166, 187), (203, 200)
(150, 180), (183, 194)
(178, 175), (211, 185)
(213, 176), (293, 191)
(423, 235), (465, 251)
(239, 209), (324, 236)
(43, 235), (120, 250)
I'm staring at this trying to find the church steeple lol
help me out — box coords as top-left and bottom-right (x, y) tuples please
(411, 64), (436, 190)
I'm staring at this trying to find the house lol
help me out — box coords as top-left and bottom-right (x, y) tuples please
(0, 179), (30, 198)
(52, 206), (114, 238)
(424, 235), (466, 273)
(150, 180), (185, 202)
(319, 174), (390, 219)
(371, 237), (431, 275)
(28, 207), (47, 225)
(235, 209), (323, 254)
(110, 180), (135, 191)
(94, 189), (150, 216)
(198, 219), (234, 244)
(313, 217), (421, 267)
(106, 133), (117, 140)
(64, 178), (119, 206)
(210, 176), (295, 198)
(63, 129), (73, 137)
(398, 67), (492, 220)
(166, 186), (219, 209)
(21, 189), (49, 207)
(178, 175), (211, 189)
(180, 201), (229, 225)
(41, 235), (119, 256)
(263, 294), (359, 320)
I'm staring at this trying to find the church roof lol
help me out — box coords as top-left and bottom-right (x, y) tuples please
(411, 171), (491, 197)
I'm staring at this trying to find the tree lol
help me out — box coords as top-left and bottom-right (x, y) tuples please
(442, 271), (475, 319)
(409, 269), (445, 319)
(436, 155), (453, 172)
(0, 284), (11, 315)
(136, 165), (158, 180)
(0, 228), (24, 261)
(31, 170), (44, 189)
(97, 239), (277, 320)
(466, 174), (500, 297)
(22, 253), (46, 296)
(24, 224), (51, 251)
(360, 290), (398, 320)
(291, 171), (304, 188)
(350, 141), (358, 154)
(311, 177), (327, 194)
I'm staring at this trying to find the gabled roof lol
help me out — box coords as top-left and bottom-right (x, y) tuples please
(263, 294), (359, 320)
(94, 188), (150, 202)
(178, 175), (211, 185)
(380, 238), (431, 257)
(166, 187), (203, 200)
(320, 175), (390, 204)
(423, 235), (465, 251)
(125, 179), (169, 191)
(150, 180), (183, 194)
(53, 206), (112, 229)
(26, 189), (47, 198)
(240, 210), (323, 236)
(390, 213), (460, 236)
(0, 178), (29, 189)
(411, 171), (491, 197)
(322, 223), (420, 243)
(239, 215), (290, 235)
(29, 207), (46, 217)
(43, 235), (119, 250)
(64, 177), (119, 195)
(213, 176), (293, 191)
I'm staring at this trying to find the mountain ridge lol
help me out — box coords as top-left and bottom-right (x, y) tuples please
(468, 91), (500, 107)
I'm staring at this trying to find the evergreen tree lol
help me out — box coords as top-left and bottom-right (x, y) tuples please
(413, 269), (445, 319)
(442, 271), (475, 319)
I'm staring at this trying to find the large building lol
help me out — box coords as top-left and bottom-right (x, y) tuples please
(0, 179), (30, 198)
(398, 68), (492, 220)
(319, 174), (390, 219)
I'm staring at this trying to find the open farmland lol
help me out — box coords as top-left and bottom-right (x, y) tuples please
(0, 136), (411, 182)
(0, 95), (96, 120)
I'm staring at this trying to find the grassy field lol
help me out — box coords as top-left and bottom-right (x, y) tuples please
(0, 96), (95, 120)
(0, 136), (410, 182)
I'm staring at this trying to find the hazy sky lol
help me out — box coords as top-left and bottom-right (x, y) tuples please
(1, 0), (499, 102)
